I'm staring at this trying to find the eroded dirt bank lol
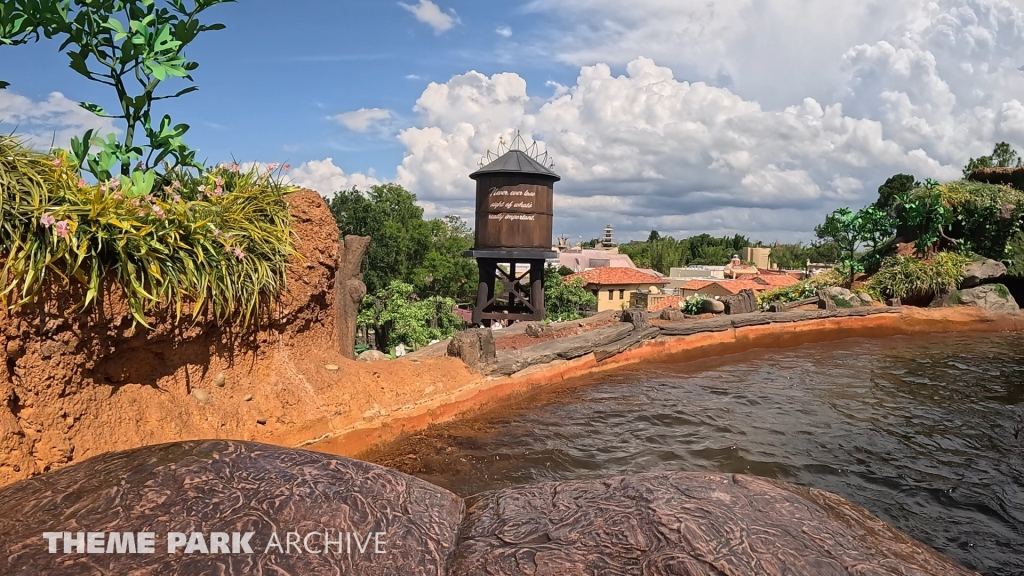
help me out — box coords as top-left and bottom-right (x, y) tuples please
(0, 190), (478, 487)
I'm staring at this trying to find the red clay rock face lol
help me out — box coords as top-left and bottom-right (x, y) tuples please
(0, 190), (479, 487)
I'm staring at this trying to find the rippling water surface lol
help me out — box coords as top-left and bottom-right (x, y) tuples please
(367, 333), (1024, 575)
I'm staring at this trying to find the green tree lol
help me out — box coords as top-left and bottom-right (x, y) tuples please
(544, 266), (597, 321)
(768, 242), (810, 270)
(963, 142), (1022, 178)
(413, 215), (477, 302)
(357, 281), (463, 352)
(815, 208), (862, 284)
(875, 174), (919, 212)
(992, 142), (1021, 168)
(857, 205), (897, 271)
(1, 0), (233, 180)
(328, 184), (476, 302)
(647, 229), (661, 242)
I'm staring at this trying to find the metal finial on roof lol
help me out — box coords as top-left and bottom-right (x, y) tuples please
(471, 130), (560, 181)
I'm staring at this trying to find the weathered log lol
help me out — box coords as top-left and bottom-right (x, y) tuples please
(0, 441), (465, 576)
(487, 323), (634, 376)
(835, 306), (899, 317)
(658, 317), (734, 336)
(335, 235), (370, 359)
(769, 296), (819, 312)
(593, 327), (659, 361)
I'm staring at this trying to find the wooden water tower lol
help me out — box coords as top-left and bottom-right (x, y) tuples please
(466, 134), (559, 325)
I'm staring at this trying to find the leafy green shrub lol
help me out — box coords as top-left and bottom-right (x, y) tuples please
(866, 253), (968, 301)
(681, 294), (705, 315)
(900, 181), (1024, 259)
(545, 273), (597, 322)
(756, 269), (843, 310)
(0, 135), (295, 326)
(357, 281), (463, 351)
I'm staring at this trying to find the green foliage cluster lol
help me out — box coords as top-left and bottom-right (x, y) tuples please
(916, 180), (1024, 259)
(755, 269), (844, 310)
(681, 294), (713, 315)
(815, 206), (896, 283)
(544, 267), (597, 322)
(866, 253), (968, 301)
(356, 281), (463, 352)
(328, 184), (476, 302)
(2, 0), (233, 179)
(963, 142), (1022, 179)
(0, 135), (295, 327)
(618, 233), (752, 273)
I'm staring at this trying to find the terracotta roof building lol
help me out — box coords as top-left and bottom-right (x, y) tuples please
(566, 268), (669, 313)
(679, 274), (799, 299)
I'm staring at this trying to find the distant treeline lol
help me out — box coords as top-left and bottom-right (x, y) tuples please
(610, 232), (840, 275)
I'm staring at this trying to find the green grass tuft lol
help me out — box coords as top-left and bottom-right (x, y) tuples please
(866, 253), (967, 301)
(0, 134), (297, 327)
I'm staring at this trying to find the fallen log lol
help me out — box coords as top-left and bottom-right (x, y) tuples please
(487, 323), (634, 376)
(594, 327), (660, 361)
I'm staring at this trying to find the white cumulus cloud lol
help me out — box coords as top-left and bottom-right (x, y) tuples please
(286, 158), (380, 194)
(332, 108), (392, 132)
(496, 26), (512, 38)
(301, 0), (1024, 242)
(399, 0), (459, 34)
(0, 91), (119, 150)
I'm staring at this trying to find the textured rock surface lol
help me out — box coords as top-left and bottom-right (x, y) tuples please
(659, 308), (684, 321)
(958, 284), (1020, 315)
(721, 289), (756, 315)
(446, 328), (497, 372)
(702, 298), (725, 314)
(0, 441), (464, 576)
(357, 349), (389, 362)
(620, 308), (649, 330)
(524, 322), (553, 338)
(451, 472), (976, 576)
(961, 259), (1007, 288)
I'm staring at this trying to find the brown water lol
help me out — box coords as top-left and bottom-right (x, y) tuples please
(367, 332), (1024, 575)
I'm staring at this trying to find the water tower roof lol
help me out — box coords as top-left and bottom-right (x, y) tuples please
(470, 149), (561, 182)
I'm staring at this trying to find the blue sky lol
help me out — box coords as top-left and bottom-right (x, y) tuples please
(2, 1), (568, 177)
(4, 0), (1024, 243)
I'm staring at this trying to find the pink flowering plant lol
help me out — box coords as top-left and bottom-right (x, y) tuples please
(0, 134), (296, 328)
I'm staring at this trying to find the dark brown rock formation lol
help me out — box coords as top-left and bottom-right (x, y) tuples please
(447, 328), (497, 372)
(335, 235), (371, 359)
(722, 289), (756, 314)
(0, 440), (463, 576)
(620, 308), (649, 330)
(659, 308), (684, 321)
(451, 472), (976, 576)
